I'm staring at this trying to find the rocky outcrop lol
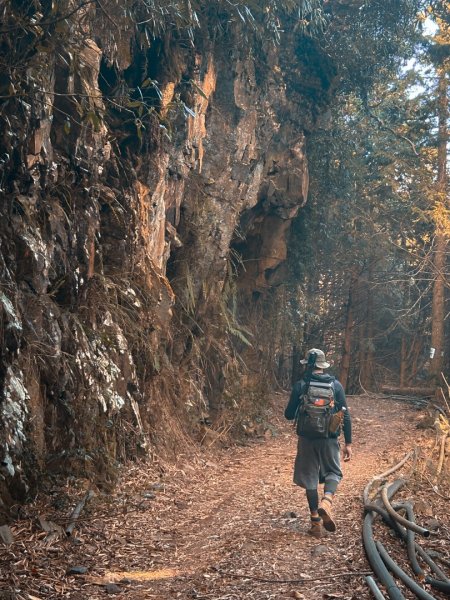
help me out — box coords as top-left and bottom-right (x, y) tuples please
(0, 2), (336, 513)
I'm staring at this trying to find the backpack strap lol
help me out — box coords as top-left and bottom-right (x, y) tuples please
(294, 379), (307, 426)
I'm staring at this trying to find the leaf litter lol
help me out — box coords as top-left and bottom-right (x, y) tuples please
(0, 394), (449, 599)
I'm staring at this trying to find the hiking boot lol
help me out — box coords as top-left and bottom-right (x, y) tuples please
(307, 517), (323, 539)
(318, 496), (336, 532)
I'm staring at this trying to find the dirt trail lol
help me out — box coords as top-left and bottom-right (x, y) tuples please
(4, 394), (443, 600)
(66, 394), (425, 600)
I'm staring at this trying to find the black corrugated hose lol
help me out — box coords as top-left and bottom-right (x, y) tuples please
(376, 541), (437, 600)
(366, 575), (388, 599)
(380, 486), (430, 538)
(394, 503), (423, 578)
(363, 479), (450, 600)
(363, 502), (449, 584)
(363, 480), (406, 600)
(425, 578), (450, 596)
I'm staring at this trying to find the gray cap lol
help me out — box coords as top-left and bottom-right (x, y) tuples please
(300, 348), (330, 369)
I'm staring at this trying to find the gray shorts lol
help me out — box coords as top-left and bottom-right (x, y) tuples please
(293, 436), (342, 489)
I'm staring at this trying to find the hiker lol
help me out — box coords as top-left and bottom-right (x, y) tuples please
(285, 348), (352, 538)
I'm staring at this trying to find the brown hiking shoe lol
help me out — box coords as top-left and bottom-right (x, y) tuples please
(318, 496), (336, 532)
(307, 517), (323, 539)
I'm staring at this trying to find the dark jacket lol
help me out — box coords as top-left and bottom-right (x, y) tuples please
(284, 373), (352, 444)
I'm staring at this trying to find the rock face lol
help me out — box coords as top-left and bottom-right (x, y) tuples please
(0, 2), (335, 512)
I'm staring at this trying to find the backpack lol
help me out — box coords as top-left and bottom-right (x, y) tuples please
(296, 379), (335, 438)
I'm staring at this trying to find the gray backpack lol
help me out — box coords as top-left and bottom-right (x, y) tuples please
(296, 380), (335, 438)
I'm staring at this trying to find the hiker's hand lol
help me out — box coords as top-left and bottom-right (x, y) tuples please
(343, 444), (352, 462)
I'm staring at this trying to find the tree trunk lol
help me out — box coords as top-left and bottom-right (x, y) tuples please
(406, 335), (421, 385)
(277, 350), (285, 382)
(339, 271), (358, 391)
(400, 336), (407, 388)
(360, 262), (375, 390)
(380, 385), (435, 397)
(430, 69), (448, 383)
(365, 262), (375, 387)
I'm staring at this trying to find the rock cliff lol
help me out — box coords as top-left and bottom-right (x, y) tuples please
(0, 0), (407, 514)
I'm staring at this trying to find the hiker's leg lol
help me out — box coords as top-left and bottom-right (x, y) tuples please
(305, 488), (323, 538)
(306, 488), (319, 516)
(324, 477), (339, 497)
(317, 477), (339, 530)
(317, 439), (342, 532)
(293, 438), (323, 537)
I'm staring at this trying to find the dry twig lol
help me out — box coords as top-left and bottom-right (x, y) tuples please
(65, 490), (95, 536)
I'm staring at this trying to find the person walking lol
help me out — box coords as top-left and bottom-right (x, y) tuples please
(285, 348), (352, 539)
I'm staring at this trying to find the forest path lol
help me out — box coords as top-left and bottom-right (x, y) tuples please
(64, 394), (423, 600)
(5, 394), (439, 600)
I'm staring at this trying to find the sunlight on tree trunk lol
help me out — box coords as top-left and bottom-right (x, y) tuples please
(430, 68), (449, 383)
(339, 269), (358, 391)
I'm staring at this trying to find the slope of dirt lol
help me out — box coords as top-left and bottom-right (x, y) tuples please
(2, 394), (449, 599)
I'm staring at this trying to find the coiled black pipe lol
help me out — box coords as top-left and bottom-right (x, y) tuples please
(428, 551), (450, 569)
(363, 480), (406, 600)
(364, 476), (449, 595)
(381, 486), (430, 538)
(364, 504), (398, 528)
(376, 541), (437, 600)
(364, 503), (449, 583)
(415, 546), (450, 584)
(364, 502), (423, 576)
(363, 452), (413, 505)
(425, 578), (450, 596)
(383, 479), (407, 501)
(395, 503), (423, 578)
(366, 575), (388, 599)
(363, 513), (405, 600)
